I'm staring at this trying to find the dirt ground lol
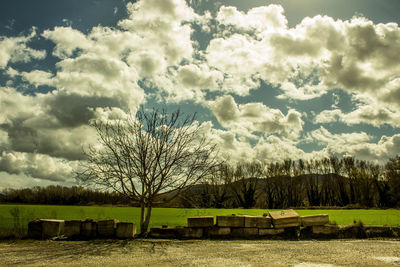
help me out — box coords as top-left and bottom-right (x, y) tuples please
(1, 239), (400, 266)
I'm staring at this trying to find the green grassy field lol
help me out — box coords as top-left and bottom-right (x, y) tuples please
(1, 204), (399, 235)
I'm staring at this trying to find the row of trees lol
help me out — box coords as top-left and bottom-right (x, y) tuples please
(180, 156), (400, 209)
(0, 185), (130, 205)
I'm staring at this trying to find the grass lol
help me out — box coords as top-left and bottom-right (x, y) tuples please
(1, 204), (399, 236)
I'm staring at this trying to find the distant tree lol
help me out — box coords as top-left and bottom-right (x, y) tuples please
(77, 107), (218, 235)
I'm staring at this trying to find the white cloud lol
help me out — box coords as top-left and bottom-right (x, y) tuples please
(0, 29), (46, 69)
(310, 127), (400, 162)
(210, 95), (304, 138)
(0, 151), (78, 182)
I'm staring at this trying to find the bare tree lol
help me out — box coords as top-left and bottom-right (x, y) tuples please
(77, 107), (218, 234)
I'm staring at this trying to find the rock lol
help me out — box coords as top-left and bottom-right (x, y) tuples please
(269, 210), (300, 228)
(63, 220), (81, 239)
(301, 214), (329, 227)
(312, 225), (339, 236)
(258, 228), (285, 237)
(244, 215), (272, 228)
(177, 227), (204, 239)
(231, 228), (258, 238)
(207, 226), (231, 238)
(187, 216), (214, 228)
(148, 227), (178, 239)
(28, 219), (43, 239)
(116, 222), (136, 239)
(364, 225), (393, 238)
(81, 220), (97, 238)
(216, 215), (245, 227)
(97, 219), (118, 238)
(41, 219), (65, 239)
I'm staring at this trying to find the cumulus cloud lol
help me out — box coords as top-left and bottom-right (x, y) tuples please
(310, 127), (400, 162)
(0, 28), (46, 69)
(0, 151), (77, 182)
(211, 95), (304, 138)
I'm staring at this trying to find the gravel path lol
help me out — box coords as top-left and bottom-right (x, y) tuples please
(1, 239), (400, 266)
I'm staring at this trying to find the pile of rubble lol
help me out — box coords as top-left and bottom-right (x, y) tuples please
(28, 219), (136, 240)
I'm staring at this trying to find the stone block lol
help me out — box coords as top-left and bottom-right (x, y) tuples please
(244, 215), (272, 228)
(269, 210), (300, 228)
(42, 219), (65, 239)
(339, 225), (366, 239)
(187, 216), (214, 228)
(301, 214), (329, 227)
(116, 222), (136, 239)
(148, 226), (178, 239)
(364, 225), (393, 238)
(258, 228), (285, 236)
(177, 227), (204, 239)
(216, 215), (245, 227)
(312, 225), (339, 236)
(231, 227), (258, 238)
(207, 226), (231, 238)
(97, 219), (118, 238)
(28, 219), (43, 239)
(63, 220), (81, 238)
(81, 220), (97, 238)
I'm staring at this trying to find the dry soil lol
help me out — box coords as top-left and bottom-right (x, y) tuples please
(1, 239), (400, 266)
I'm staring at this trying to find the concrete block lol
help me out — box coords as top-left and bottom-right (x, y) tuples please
(231, 227), (258, 238)
(63, 220), (81, 238)
(312, 225), (339, 235)
(177, 227), (204, 239)
(207, 226), (231, 238)
(28, 220), (43, 239)
(116, 222), (136, 239)
(42, 219), (65, 239)
(97, 219), (118, 238)
(187, 216), (214, 228)
(244, 215), (272, 228)
(148, 227), (178, 239)
(216, 215), (245, 227)
(269, 210), (300, 228)
(364, 225), (393, 238)
(301, 214), (329, 227)
(258, 228), (285, 236)
(81, 220), (97, 238)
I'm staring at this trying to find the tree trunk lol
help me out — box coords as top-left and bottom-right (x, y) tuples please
(142, 205), (152, 234)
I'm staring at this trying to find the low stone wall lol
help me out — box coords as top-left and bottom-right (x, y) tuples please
(28, 210), (400, 240)
(28, 219), (136, 240)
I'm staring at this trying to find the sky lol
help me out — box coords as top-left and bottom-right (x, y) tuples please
(1, 0), (400, 189)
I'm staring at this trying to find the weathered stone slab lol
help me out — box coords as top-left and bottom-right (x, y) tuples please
(231, 227), (258, 238)
(28, 219), (43, 239)
(116, 222), (136, 239)
(42, 219), (65, 239)
(63, 220), (81, 238)
(301, 214), (329, 227)
(216, 215), (245, 227)
(177, 227), (204, 239)
(258, 228), (285, 236)
(339, 225), (366, 239)
(207, 226), (231, 238)
(97, 219), (118, 238)
(244, 215), (272, 228)
(269, 210), (300, 228)
(148, 226), (178, 239)
(312, 225), (339, 235)
(364, 225), (393, 238)
(187, 216), (214, 228)
(81, 220), (97, 238)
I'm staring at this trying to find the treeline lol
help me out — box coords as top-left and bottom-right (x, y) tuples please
(179, 155), (400, 209)
(0, 185), (130, 205)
